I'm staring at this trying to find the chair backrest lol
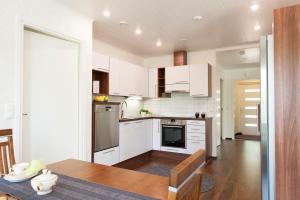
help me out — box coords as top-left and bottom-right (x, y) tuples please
(0, 129), (15, 175)
(168, 149), (206, 200)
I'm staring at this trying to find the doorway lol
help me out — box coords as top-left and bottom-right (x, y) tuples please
(22, 28), (80, 164)
(234, 80), (261, 140)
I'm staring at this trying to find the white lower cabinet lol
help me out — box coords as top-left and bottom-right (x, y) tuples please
(94, 147), (119, 166)
(187, 140), (205, 154)
(186, 121), (206, 154)
(152, 119), (161, 150)
(119, 120), (152, 162)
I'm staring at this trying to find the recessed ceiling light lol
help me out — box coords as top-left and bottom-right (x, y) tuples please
(254, 24), (261, 31)
(135, 28), (142, 35)
(193, 16), (203, 21)
(251, 3), (260, 11)
(156, 40), (162, 47)
(103, 11), (111, 17)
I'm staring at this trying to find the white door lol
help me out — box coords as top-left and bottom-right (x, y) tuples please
(23, 30), (79, 164)
(235, 81), (261, 136)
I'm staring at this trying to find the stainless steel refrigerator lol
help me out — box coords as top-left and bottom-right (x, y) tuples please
(260, 35), (275, 200)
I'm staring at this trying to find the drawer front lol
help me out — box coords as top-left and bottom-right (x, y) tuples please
(187, 120), (205, 126)
(187, 125), (205, 133)
(187, 140), (205, 154)
(160, 146), (187, 154)
(187, 133), (206, 141)
(94, 147), (120, 166)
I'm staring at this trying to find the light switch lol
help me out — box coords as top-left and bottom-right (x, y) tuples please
(4, 103), (14, 120)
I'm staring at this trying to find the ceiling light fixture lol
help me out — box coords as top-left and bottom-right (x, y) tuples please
(193, 16), (203, 21)
(135, 28), (142, 35)
(156, 40), (162, 47)
(251, 3), (260, 11)
(103, 10), (111, 17)
(254, 23), (261, 31)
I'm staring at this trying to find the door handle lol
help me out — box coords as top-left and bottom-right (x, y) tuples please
(22, 113), (29, 116)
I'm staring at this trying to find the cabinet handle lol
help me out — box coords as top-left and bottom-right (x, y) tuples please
(113, 92), (120, 95)
(176, 81), (189, 84)
(192, 94), (205, 96)
(190, 136), (200, 138)
(103, 149), (115, 154)
(191, 142), (200, 144)
(191, 129), (201, 131)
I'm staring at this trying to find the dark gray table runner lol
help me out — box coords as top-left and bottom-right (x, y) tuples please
(0, 173), (157, 200)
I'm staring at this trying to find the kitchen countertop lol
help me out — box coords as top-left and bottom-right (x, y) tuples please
(119, 116), (212, 122)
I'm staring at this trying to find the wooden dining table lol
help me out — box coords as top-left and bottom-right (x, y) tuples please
(48, 159), (169, 200)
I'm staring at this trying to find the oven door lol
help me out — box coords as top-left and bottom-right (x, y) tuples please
(161, 125), (186, 148)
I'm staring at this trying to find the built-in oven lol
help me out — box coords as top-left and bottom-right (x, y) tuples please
(161, 119), (186, 148)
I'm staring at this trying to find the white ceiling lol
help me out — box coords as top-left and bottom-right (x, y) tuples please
(56, 0), (300, 57)
(217, 47), (260, 69)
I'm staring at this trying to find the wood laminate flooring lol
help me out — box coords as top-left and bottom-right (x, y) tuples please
(116, 140), (262, 200)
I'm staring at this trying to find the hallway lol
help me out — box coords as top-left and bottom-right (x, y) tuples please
(202, 140), (261, 200)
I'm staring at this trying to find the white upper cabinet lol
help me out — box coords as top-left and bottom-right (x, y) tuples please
(190, 64), (212, 97)
(148, 68), (158, 98)
(109, 57), (148, 97)
(109, 58), (121, 96)
(165, 65), (190, 92)
(93, 52), (110, 72)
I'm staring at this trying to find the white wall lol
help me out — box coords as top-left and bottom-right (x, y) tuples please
(143, 50), (220, 157)
(221, 67), (260, 139)
(93, 39), (144, 66)
(0, 0), (93, 162)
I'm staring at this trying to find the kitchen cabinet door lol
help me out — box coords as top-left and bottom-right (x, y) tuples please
(165, 65), (190, 85)
(119, 122), (136, 161)
(109, 58), (121, 96)
(148, 68), (158, 98)
(190, 64), (212, 97)
(118, 60), (132, 96)
(145, 120), (153, 152)
(94, 147), (119, 166)
(137, 66), (148, 97)
(187, 140), (205, 154)
(93, 52), (110, 72)
(152, 119), (161, 150)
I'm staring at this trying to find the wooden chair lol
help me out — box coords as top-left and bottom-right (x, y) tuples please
(0, 129), (15, 175)
(168, 149), (206, 200)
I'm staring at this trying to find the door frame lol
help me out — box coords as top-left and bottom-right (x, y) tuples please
(15, 21), (82, 162)
(219, 78), (224, 144)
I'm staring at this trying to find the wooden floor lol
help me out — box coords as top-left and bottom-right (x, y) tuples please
(116, 140), (262, 200)
(201, 140), (261, 200)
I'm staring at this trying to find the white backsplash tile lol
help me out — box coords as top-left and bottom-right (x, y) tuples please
(144, 93), (216, 118)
